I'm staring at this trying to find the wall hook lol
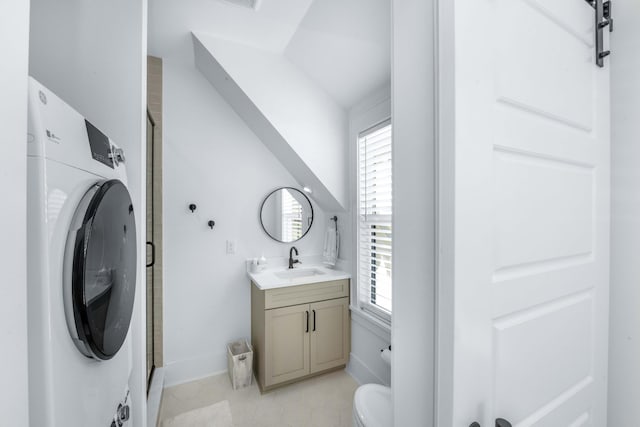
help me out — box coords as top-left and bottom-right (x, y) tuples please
(189, 203), (197, 213)
(208, 220), (215, 229)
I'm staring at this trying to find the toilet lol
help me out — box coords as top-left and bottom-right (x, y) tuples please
(352, 347), (392, 427)
(352, 383), (392, 427)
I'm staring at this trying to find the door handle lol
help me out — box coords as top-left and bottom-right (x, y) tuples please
(305, 311), (309, 333)
(146, 241), (155, 267)
(469, 419), (512, 427)
(312, 310), (316, 331)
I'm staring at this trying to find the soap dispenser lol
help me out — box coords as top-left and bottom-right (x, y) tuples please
(258, 255), (267, 272)
(250, 258), (259, 274)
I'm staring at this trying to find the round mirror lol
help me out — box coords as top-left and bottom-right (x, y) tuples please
(260, 187), (314, 243)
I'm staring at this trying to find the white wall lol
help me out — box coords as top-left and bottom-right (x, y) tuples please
(194, 34), (349, 211)
(191, 34), (345, 215)
(391, 0), (436, 425)
(159, 56), (329, 386)
(29, 0), (148, 424)
(0, 1), (30, 425)
(609, 1), (640, 425)
(345, 86), (392, 386)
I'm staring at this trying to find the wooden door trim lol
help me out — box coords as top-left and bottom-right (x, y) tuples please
(147, 55), (164, 368)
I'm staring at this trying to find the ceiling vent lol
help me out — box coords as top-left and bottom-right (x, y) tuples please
(220, 0), (262, 10)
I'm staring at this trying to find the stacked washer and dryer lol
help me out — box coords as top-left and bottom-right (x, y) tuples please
(27, 77), (137, 427)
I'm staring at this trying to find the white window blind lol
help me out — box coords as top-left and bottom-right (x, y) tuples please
(281, 189), (303, 242)
(358, 120), (392, 317)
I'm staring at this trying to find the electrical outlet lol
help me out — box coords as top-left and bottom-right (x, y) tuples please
(226, 240), (236, 255)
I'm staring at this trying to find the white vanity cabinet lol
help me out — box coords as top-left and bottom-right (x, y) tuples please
(251, 278), (350, 392)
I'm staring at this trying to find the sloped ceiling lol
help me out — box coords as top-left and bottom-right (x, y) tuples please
(148, 0), (313, 59)
(284, 0), (391, 109)
(149, 0), (390, 211)
(149, 0), (390, 109)
(192, 33), (348, 211)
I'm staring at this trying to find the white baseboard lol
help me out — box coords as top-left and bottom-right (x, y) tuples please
(166, 349), (388, 391)
(164, 352), (227, 387)
(147, 367), (165, 427)
(346, 352), (389, 387)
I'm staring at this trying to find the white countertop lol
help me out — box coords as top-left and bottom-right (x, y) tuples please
(248, 264), (351, 290)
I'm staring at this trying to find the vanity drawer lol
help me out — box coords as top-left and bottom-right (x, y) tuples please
(263, 279), (349, 309)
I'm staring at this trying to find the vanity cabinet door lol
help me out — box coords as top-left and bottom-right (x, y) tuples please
(264, 303), (310, 387)
(310, 297), (350, 374)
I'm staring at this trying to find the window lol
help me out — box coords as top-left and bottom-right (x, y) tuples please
(281, 189), (303, 242)
(357, 119), (392, 318)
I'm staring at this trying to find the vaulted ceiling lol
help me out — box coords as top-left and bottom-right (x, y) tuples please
(149, 0), (391, 211)
(284, 0), (391, 108)
(149, 0), (390, 109)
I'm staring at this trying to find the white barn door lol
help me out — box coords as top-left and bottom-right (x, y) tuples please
(438, 0), (610, 426)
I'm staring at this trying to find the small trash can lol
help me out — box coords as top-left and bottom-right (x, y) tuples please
(227, 339), (253, 390)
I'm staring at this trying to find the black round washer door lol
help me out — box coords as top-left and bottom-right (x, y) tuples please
(73, 179), (137, 360)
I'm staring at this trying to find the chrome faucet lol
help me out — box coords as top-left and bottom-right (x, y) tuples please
(288, 246), (300, 269)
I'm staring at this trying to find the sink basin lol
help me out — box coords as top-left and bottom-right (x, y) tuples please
(274, 268), (326, 279)
(248, 263), (350, 290)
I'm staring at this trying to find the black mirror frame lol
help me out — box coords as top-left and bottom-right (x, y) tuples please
(259, 186), (314, 243)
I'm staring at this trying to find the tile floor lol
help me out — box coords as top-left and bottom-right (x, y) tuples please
(159, 369), (359, 427)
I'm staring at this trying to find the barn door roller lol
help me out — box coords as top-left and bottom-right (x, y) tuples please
(584, 0), (613, 67)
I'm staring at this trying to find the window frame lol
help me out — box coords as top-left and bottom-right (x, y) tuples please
(356, 118), (393, 323)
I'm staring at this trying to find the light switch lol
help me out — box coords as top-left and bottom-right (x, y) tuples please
(226, 240), (236, 255)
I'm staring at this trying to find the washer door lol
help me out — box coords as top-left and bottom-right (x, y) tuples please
(69, 179), (137, 360)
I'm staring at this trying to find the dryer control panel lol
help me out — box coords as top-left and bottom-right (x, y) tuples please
(86, 120), (114, 169)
